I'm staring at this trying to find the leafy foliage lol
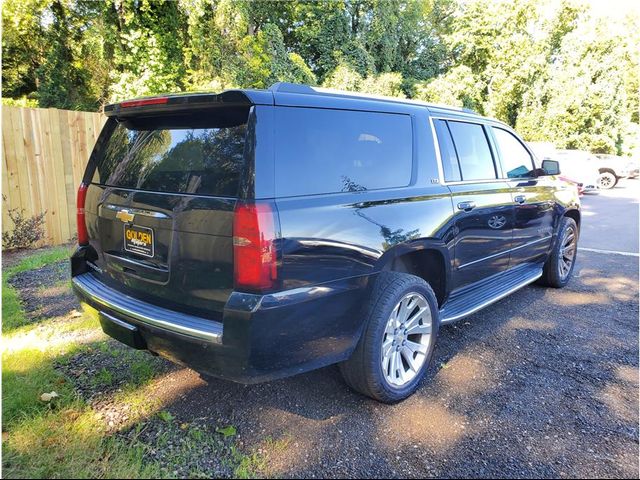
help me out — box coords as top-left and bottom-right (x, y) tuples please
(1, 0), (49, 100)
(414, 65), (483, 110)
(2, 207), (47, 250)
(36, 1), (96, 109)
(1, 0), (638, 155)
(515, 11), (640, 154)
(2, 96), (39, 108)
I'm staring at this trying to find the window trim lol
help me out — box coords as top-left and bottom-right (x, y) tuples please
(429, 115), (501, 185)
(432, 118), (462, 182)
(490, 126), (538, 181)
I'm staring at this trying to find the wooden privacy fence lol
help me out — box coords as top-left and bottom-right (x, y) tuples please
(2, 106), (106, 246)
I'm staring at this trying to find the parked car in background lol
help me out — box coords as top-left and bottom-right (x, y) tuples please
(595, 153), (638, 186)
(526, 143), (598, 194)
(552, 150), (601, 194)
(71, 83), (582, 403)
(527, 145), (635, 191)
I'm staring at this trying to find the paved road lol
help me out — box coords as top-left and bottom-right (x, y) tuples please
(145, 181), (639, 478)
(580, 179), (639, 254)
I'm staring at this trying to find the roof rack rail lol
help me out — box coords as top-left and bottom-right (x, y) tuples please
(268, 82), (483, 116)
(269, 82), (317, 94)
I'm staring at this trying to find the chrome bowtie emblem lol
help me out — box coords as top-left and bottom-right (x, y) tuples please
(115, 209), (135, 223)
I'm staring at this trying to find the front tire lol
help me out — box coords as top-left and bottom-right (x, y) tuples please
(340, 272), (440, 403)
(538, 217), (578, 288)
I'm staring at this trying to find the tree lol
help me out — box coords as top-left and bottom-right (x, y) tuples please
(516, 15), (637, 154)
(322, 61), (363, 92)
(413, 65), (483, 110)
(236, 23), (316, 89)
(0, 0), (636, 158)
(1, 0), (49, 102)
(361, 72), (405, 98)
(36, 0), (95, 109)
(180, 0), (231, 91)
(106, 0), (187, 101)
(323, 61), (405, 98)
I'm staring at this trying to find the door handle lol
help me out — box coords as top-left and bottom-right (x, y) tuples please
(514, 195), (526, 204)
(457, 201), (476, 211)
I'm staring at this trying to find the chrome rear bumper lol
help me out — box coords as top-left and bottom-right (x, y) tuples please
(72, 273), (223, 344)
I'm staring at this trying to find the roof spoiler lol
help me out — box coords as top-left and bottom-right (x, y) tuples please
(104, 89), (273, 117)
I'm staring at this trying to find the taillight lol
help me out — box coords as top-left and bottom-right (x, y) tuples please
(77, 183), (89, 246)
(233, 201), (279, 292)
(120, 97), (168, 108)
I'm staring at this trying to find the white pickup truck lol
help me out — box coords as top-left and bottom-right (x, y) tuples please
(527, 143), (600, 194)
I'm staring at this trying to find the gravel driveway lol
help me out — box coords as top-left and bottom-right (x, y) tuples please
(145, 248), (638, 478)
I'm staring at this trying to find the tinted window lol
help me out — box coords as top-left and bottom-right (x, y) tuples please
(447, 121), (496, 181)
(92, 108), (249, 196)
(433, 119), (461, 182)
(493, 127), (535, 178)
(274, 107), (412, 196)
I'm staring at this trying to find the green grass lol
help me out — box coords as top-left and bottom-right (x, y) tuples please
(2, 408), (164, 479)
(5, 246), (71, 277)
(2, 345), (77, 428)
(2, 246), (269, 478)
(2, 246), (72, 332)
(233, 447), (267, 479)
(157, 410), (175, 423)
(130, 355), (158, 384)
(92, 367), (115, 387)
(1, 246), (89, 424)
(1, 247), (163, 477)
(2, 275), (23, 331)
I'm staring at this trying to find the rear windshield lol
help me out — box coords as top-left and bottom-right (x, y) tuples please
(92, 108), (250, 196)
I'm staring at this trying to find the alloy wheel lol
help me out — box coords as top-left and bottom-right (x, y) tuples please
(558, 226), (577, 280)
(381, 292), (433, 387)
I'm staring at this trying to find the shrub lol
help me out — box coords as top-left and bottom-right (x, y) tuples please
(2, 208), (47, 250)
(2, 97), (39, 108)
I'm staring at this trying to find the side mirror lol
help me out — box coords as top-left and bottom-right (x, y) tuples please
(541, 159), (561, 175)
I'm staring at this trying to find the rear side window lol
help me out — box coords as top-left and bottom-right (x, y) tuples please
(274, 107), (412, 196)
(447, 121), (497, 181)
(492, 127), (535, 179)
(433, 119), (462, 182)
(92, 107), (250, 196)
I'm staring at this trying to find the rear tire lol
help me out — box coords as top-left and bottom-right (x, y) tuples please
(340, 272), (440, 403)
(538, 217), (578, 288)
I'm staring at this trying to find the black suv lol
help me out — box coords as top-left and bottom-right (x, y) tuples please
(72, 83), (580, 403)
